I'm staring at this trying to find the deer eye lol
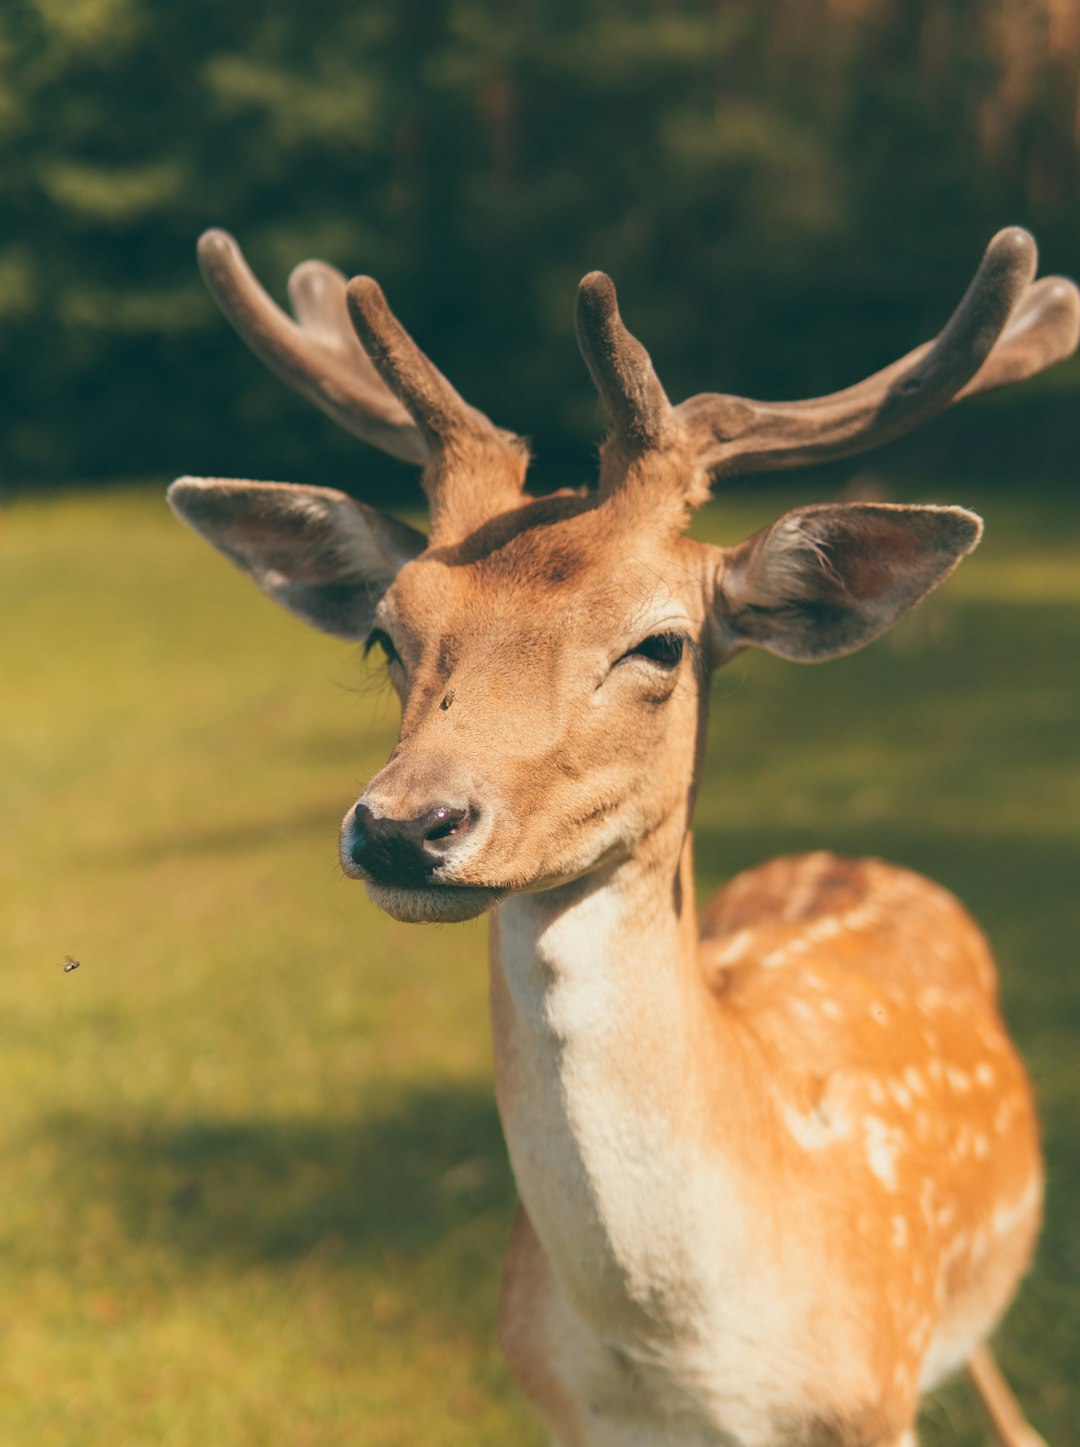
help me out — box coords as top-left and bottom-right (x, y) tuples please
(617, 632), (685, 669)
(365, 628), (399, 666)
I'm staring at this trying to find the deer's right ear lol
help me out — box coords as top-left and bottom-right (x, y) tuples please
(712, 502), (982, 664)
(167, 478), (426, 639)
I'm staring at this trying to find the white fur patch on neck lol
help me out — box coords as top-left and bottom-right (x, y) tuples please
(491, 882), (821, 1443)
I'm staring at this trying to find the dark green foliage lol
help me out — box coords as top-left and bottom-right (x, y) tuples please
(2, 0), (1078, 489)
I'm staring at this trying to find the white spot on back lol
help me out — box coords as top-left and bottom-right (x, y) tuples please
(843, 904), (880, 932)
(994, 1097), (1017, 1134)
(713, 928), (755, 966)
(864, 1118), (898, 1190)
(903, 1066), (926, 1096)
(780, 859), (833, 921)
(763, 937), (813, 969)
(992, 1177), (1041, 1238)
(804, 915), (843, 945)
(781, 1100), (851, 1152)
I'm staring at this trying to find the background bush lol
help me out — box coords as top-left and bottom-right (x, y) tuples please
(2, 0), (1078, 494)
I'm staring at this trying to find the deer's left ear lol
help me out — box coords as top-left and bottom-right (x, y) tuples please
(714, 503), (982, 663)
(168, 478), (426, 639)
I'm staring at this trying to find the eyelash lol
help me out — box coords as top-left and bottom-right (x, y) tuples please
(366, 629), (686, 673)
(617, 632), (686, 670)
(365, 628), (399, 666)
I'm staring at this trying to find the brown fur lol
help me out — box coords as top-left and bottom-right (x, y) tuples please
(699, 854), (1040, 1413)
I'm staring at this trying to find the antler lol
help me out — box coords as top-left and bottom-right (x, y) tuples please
(575, 271), (675, 454)
(576, 227), (1080, 486)
(199, 230), (427, 465)
(344, 277), (506, 458)
(198, 229), (527, 540)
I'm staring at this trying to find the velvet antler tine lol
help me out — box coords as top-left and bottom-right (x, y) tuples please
(287, 259), (357, 348)
(957, 274), (1080, 399)
(287, 258), (421, 403)
(344, 275), (528, 538)
(575, 271), (674, 452)
(198, 229), (428, 465)
(874, 224), (1036, 415)
(345, 276), (494, 453)
(196, 229), (529, 542)
(677, 227), (1059, 477)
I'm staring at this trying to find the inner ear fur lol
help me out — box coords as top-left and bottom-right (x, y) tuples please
(715, 503), (983, 663)
(168, 478), (426, 639)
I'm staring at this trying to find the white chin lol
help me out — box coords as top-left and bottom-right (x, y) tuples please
(362, 880), (505, 924)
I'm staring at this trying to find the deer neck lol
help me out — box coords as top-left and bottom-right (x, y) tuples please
(492, 815), (700, 1041)
(489, 818), (752, 1341)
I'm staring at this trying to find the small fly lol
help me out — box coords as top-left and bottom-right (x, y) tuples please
(63, 955), (80, 973)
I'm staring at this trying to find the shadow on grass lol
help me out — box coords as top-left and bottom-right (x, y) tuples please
(28, 934), (1076, 1443)
(34, 1084), (516, 1272)
(63, 833), (1075, 1282)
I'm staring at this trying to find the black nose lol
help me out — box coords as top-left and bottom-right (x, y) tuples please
(347, 802), (473, 885)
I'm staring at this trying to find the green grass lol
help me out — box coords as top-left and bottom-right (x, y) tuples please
(1, 481), (1077, 1445)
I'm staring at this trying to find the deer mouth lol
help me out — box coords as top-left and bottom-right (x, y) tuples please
(362, 879), (506, 924)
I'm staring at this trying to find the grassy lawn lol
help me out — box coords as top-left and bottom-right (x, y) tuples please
(1, 480), (1076, 1445)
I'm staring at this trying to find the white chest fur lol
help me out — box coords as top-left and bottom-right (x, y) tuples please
(491, 881), (813, 1443)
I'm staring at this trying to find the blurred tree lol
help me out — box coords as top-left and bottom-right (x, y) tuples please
(0, 0), (1077, 491)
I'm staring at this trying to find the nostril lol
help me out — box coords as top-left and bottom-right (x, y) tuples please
(421, 805), (470, 846)
(349, 803), (373, 866)
(344, 801), (477, 885)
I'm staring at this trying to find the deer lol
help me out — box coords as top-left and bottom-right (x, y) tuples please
(169, 224), (1079, 1447)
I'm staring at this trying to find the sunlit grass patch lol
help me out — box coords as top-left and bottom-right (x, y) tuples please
(1, 481), (1076, 1444)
